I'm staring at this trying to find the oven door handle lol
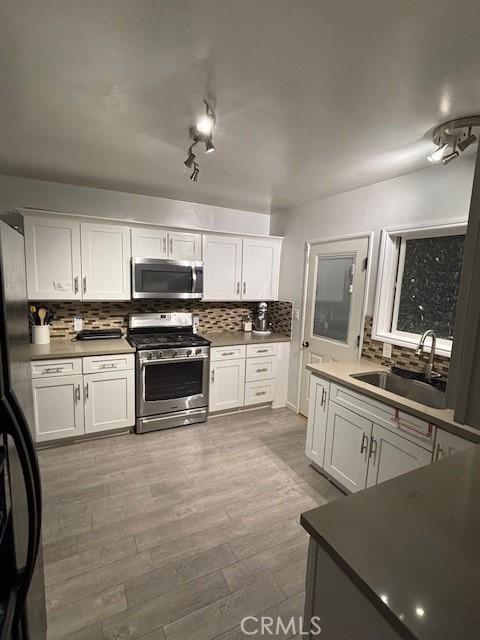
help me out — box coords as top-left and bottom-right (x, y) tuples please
(191, 265), (197, 294)
(140, 355), (209, 366)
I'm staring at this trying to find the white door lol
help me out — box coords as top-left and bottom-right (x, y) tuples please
(81, 223), (131, 300)
(300, 237), (369, 416)
(366, 423), (432, 488)
(168, 232), (202, 261)
(241, 238), (281, 301)
(32, 375), (84, 442)
(131, 228), (168, 258)
(84, 370), (135, 433)
(305, 376), (330, 466)
(202, 235), (243, 301)
(434, 429), (476, 462)
(209, 359), (245, 412)
(24, 216), (82, 300)
(324, 402), (371, 492)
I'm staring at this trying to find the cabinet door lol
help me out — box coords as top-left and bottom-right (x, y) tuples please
(241, 238), (281, 301)
(131, 227), (168, 258)
(367, 423), (432, 488)
(168, 232), (202, 261)
(32, 374), (84, 442)
(434, 429), (476, 462)
(209, 359), (245, 412)
(324, 402), (371, 492)
(202, 235), (243, 301)
(24, 216), (82, 300)
(81, 223), (131, 300)
(84, 370), (135, 433)
(305, 376), (330, 467)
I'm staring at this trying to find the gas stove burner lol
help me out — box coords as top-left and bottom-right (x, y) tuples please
(128, 332), (210, 350)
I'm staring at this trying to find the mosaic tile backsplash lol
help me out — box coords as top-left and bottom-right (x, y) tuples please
(32, 300), (294, 339)
(361, 315), (450, 377)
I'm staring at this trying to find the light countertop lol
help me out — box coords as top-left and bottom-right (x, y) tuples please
(29, 337), (135, 360)
(307, 359), (480, 443)
(201, 331), (291, 347)
(301, 445), (480, 640)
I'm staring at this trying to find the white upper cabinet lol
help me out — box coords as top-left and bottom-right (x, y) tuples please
(25, 216), (82, 300)
(131, 228), (168, 259)
(203, 235), (243, 301)
(242, 237), (281, 301)
(81, 223), (131, 300)
(168, 231), (202, 261)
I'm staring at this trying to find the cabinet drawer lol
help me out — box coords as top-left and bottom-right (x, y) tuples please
(82, 353), (134, 374)
(330, 383), (436, 450)
(245, 380), (276, 406)
(31, 358), (82, 378)
(245, 356), (276, 382)
(246, 343), (278, 358)
(211, 345), (246, 361)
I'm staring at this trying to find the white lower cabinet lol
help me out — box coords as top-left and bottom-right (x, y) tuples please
(84, 370), (135, 434)
(209, 359), (246, 412)
(305, 376), (330, 467)
(31, 355), (135, 443)
(324, 403), (371, 493)
(434, 428), (476, 461)
(32, 375), (84, 443)
(366, 423), (432, 488)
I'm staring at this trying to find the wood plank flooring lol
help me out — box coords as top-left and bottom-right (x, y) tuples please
(38, 407), (342, 640)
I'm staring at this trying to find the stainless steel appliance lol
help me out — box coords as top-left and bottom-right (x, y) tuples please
(253, 301), (272, 335)
(132, 258), (203, 299)
(128, 313), (210, 433)
(0, 217), (47, 640)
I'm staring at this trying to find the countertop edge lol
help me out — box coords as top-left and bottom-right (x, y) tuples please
(307, 361), (480, 443)
(200, 332), (291, 347)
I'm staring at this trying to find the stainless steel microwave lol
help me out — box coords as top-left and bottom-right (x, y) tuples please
(132, 258), (203, 299)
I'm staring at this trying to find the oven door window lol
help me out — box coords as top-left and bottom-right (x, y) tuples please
(145, 361), (203, 401)
(136, 263), (193, 295)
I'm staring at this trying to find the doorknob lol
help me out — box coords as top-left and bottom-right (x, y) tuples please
(302, 341), (310, 348)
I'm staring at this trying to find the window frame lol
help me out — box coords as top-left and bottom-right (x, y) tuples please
(372, 220), (467, 358)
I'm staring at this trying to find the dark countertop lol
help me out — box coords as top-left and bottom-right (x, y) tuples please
(301, 446), (480, 640)
(29, 337), (135, 360)
(201, 331), (291, 347)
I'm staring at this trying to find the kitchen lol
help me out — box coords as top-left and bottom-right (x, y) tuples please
(1, 2), (480, 640)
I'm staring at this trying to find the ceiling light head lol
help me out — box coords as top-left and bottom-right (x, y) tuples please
(196, 114), (215, 136)
(184, 147), (196, 169)
(427, 143), (448, 163)
(190, 163), (200, 182)
(458, 127), (477, 152)
(205, 138), (215, 153)
(442, 150), (459, 165)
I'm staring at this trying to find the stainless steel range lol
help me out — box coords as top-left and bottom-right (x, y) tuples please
(128, 313), (210, 433)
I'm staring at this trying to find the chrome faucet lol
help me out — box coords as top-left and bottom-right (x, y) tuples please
(416, 330), (437, 383)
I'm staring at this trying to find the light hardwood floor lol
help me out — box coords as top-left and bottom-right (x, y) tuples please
(38, 407), (342, 640)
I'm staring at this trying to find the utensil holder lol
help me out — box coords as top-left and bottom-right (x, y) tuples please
(32, 325), (50, 345)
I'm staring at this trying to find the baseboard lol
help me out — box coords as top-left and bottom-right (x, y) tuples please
(286, 401), (298, 413)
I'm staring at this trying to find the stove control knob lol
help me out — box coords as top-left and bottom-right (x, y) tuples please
(195, 348), (202, 355)
(186, 349), (192, 356)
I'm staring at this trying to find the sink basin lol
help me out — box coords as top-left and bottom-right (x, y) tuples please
(350, 371), (447, 409)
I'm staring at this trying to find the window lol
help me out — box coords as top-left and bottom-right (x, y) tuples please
(372, 221), (467, 357)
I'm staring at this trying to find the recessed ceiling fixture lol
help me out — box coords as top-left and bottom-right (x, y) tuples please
(427, 116), (480, 165)
(184, 100), (216, 181)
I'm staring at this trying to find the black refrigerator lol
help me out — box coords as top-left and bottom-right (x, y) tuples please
(0, 217), (47, 640)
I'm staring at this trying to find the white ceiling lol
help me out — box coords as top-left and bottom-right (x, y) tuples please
(1, 0), (479, 214)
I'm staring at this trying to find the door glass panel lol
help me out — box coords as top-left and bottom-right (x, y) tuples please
(313, 256), (353, 343)
(145, 361), (203, 401)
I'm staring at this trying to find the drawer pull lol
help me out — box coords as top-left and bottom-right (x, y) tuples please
(222, 351), (235, 356)
(255, 391), (267, 396)
(391, 410), (433, 438)
(256, 368), (268, 373)
(257, 349), (269, 353)
(360, 433), (368, 454)
(100, 363), (117, 369)
(42, 367), (62, 374)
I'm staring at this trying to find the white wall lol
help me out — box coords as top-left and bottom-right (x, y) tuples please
(0, 174), (271, 236)
(270, 154), (476, 407)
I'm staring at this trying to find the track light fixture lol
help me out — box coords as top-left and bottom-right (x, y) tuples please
(427, 116), (480, 166)
(184, 99), (216, 181)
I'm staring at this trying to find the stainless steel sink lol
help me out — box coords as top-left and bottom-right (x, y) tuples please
(350, 371), (447, 409)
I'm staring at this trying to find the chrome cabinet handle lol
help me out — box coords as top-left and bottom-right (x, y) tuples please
(74, 276), (79, 294)
(100, 363), (117, 369)
(321, 387), (327, 407)
(236, 282), (240, 295)
(84, 382), (89, 400)
(257, 349), (268, 353)
(42, 367), (62, 374)
(435, 443), (444, 461)
(163, 237), (167, 254)
(222, 351), (235, 356)
(170, 238), (173, 255)
(243, 282), (246, 295)
(360, 433), (368, 454)
(255, 391), (267, 396)
(369, 437), (378, 461)
(83, 277), (87, 294)
(74, 384), (80, 405)
(256, 368), (268, 373)
(211, 369), (215, 383)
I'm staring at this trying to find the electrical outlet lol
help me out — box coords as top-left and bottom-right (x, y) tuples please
(294, 308), (300, 321)
(382, 342), (392, 358)
(73, 316), (83, 332)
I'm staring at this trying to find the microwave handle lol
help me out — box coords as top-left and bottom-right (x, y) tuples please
(192, 265), (197, 294)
